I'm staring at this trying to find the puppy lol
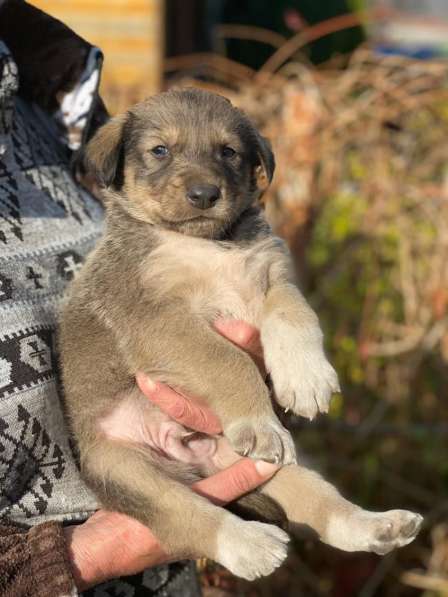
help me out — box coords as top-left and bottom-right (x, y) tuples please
(60, 88), (422, 580)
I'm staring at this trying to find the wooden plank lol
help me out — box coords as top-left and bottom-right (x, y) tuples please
(33, 0), (163, 113)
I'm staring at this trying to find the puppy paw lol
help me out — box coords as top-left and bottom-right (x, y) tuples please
(262, 319), (340, 420)
(364, 510), (423, 555)
(217, 517), (289, 580)
(344, 509), (423, 555)
(225, 417), (296, 465)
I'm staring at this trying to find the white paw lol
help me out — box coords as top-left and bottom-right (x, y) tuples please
(363, 510), (423, 555)
(262, 318), (340, 420)
(340, 509), (424, 554)
(217, 516), (289, 580)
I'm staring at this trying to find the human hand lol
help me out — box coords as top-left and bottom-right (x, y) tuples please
(65, 319), (278, 590)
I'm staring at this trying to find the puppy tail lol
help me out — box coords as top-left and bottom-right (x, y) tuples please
(228, 491), (288, 529)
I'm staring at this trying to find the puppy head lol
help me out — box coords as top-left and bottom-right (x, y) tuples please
(85, 88), (274, 238)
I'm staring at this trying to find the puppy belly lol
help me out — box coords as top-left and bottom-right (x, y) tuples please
(98, 389), (238, 476)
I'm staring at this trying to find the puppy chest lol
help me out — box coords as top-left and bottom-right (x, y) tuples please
(141, 239), (270, 324)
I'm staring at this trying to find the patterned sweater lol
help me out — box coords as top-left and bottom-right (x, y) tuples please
(0, 1), (200, 595)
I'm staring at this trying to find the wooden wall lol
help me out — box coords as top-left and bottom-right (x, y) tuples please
(32, 0), (164, 113)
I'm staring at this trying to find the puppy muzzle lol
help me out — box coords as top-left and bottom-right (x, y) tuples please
(186, 184), (221, 210)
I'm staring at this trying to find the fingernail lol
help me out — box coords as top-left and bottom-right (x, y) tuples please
(140, 375), (156, 391)
(236, 328), (252, 344)
(255, 460), (280, 476)
(226, 321), (248, 343)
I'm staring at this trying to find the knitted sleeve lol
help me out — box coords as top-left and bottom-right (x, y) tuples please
(0, 519), (77, 597)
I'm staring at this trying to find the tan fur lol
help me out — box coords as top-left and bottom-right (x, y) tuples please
(60, 89), (422, 580)
(140, 232), (280, 324)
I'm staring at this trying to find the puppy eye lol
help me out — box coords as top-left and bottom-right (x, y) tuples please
(221, 146), (236, 158)
(151, 145), (169, 158)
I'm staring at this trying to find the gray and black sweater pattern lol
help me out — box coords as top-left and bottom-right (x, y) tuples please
(0, 39), (102, 527)
(0, 2), (200, 595)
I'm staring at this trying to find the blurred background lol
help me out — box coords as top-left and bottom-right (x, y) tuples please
(32, 1), (448, 595)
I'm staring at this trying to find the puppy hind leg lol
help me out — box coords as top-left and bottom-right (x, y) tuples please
(260, 465), (423, 554)
(82, 438), (290, 580)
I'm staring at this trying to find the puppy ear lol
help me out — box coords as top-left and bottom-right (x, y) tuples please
(255, 134), (275, 192)
(84, 114), (127, 187)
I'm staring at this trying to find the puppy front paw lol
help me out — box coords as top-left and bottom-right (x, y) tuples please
(225, 417), (296, 465)
(263, 320), (340, 420)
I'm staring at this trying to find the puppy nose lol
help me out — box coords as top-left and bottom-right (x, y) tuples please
(186, 184), (221, 210)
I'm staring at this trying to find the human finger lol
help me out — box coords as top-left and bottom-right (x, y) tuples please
(192, 458), (279, 506)
(136, 373), (222, 434)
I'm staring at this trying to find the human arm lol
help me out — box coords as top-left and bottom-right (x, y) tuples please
(0, 520), (75, 597)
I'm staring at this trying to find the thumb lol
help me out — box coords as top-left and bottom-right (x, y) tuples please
(136, 372), (222, 435)
(192, 458), (279, 506)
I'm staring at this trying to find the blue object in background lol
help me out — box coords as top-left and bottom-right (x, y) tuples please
(374, 44), (443, 60)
